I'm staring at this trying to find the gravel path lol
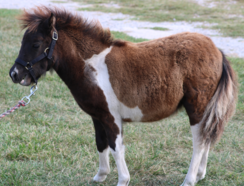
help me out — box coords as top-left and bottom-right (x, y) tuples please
(1, 0), (243, 58)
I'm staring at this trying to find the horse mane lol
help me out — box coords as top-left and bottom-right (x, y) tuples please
(18, 6), (125, 46)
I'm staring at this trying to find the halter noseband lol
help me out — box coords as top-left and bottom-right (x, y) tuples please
(15, 31), (58, 84)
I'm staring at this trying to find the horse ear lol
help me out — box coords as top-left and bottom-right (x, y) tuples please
(48, 13), (56, 31)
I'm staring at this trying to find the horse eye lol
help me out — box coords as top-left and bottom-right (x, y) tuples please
(33, 43), (40, 48)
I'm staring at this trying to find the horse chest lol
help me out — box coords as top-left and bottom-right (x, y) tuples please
(83, 46), (144, 122)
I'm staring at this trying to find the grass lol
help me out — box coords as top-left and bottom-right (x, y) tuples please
(0, 9), (244, 186)
(52, 1), (67, 3)
(112, 18), (124, 21)
(111, 31), (148, 43)
(150, 27), (169, 31)
(75, 0), (244, 37)
(141, 27), (169, 31)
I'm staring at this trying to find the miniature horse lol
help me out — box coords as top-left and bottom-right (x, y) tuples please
(9, 7), (237, 186)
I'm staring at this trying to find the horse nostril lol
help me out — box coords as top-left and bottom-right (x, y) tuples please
(11, 71), (17, 81)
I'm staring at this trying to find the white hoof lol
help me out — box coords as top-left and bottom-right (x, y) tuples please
(180, 179), (195, 186)
(93, 174), (107, 182)
(117, 177), (130, 186)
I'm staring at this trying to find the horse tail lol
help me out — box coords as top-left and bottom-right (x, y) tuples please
(200, 50), (238, 145)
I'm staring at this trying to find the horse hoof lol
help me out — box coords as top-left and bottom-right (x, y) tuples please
(116, 179), (130, 186)
(180, 180), (195, 186)
(93, 174), (107, 182)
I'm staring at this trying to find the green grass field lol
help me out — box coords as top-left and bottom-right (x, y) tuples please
(0, 9), (244, 186)
(76, 0), (244, 37)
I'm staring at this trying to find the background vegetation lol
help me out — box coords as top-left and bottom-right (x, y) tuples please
(76, 0), (244, 37)
(0, 7), (244, 186)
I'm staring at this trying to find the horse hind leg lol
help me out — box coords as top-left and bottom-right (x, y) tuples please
(196, 142), (210, 182)
(181, 50), (237, 186)
(181, 123), (207, 186)
(182, 124), (211, 186)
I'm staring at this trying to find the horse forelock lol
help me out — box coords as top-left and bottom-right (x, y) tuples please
(17, 6), (125, 46)
(18, 6), (51, 32)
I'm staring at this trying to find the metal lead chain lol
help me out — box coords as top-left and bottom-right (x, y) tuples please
(0, 85), (38, 119)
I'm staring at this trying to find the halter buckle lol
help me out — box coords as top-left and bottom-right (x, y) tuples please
(52, 31), (58, 41)
(44, 47), (49, 55)
(25, 62), (32, 70)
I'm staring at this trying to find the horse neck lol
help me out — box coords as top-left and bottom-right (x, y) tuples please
(53, 29), (109, 88)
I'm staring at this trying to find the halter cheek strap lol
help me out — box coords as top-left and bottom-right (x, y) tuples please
(15, 31), (58, 84)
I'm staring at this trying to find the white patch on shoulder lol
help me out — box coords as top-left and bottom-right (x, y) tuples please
(84, 46), (143, 125)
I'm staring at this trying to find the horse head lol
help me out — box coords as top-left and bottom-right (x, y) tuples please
(9, 12), (57, 86)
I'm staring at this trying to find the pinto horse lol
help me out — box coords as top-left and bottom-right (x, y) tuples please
(9, 6), (237, 186)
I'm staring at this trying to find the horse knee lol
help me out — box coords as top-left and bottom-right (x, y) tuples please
(96, 139), (108, 152)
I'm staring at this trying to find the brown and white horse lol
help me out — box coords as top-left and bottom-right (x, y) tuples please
(9, 7), (238, 186)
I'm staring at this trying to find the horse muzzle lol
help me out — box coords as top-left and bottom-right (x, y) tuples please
(9, 66), (32, 86)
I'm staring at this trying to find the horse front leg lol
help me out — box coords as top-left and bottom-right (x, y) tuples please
(103, 115), (130, 186)
(110, 133), (130, 186)
(92, 118), (110, 182)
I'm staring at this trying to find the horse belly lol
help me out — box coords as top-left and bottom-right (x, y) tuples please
(119, 104), (143, 122)
(119, 95), (180, 123)
(141, 105), (179, 122)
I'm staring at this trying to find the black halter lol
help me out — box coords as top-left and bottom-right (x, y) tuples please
(15, 31), (58, 84)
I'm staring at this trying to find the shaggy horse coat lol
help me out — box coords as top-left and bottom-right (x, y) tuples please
(9, 7), (237, 186)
